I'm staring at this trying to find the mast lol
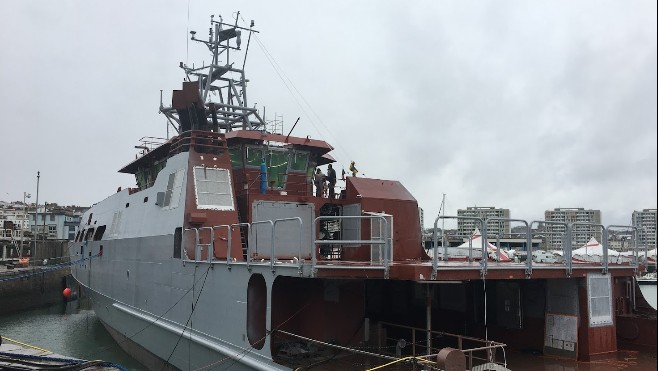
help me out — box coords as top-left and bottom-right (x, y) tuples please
(159, 13), (266, 133)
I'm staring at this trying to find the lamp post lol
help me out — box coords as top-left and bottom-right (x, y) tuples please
(33, 171), (40, 263)
(21, 192), (31, 257)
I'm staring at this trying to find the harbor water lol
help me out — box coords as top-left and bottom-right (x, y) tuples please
(0, 299), (143, 370)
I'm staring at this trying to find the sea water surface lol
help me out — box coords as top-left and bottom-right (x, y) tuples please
(0, 299), (144, 370)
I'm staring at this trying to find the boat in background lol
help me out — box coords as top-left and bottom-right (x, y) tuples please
(637, 272), (657, 310)
(68, 13), (655, 370)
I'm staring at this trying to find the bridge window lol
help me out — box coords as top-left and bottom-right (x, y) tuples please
(245, 147), (264, 167)
(229, 147), (243, 168)
(266, 150), (288, 189)
(289, 151), (308, 172)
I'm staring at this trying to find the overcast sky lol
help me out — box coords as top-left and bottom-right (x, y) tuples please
(1, 1), (656, 228)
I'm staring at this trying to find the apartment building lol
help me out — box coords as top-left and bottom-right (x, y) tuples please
(544, 208), (602, 250)
(457, 206), (510, 238)
(632, 209), (657, 250)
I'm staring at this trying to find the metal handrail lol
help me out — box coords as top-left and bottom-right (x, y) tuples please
(197, 226), (214, 263)
(606, 225), (638, 272)
(182, 227), (199, 262)
(378, 321), (507, 369)
(312, 215), (390, 278)
(179, 217), (640, 283)
(485, 218), (531, 275)
(185, 218), (300, 272)
(530, 220), (572, 275)
(432, 216), (484, 279)
(231, 222), (251, 268)
(210, 225), (231, 266)
(272, 217), (303, 274)
(572, 223), (606, 273)
(249, 220), (275, 270)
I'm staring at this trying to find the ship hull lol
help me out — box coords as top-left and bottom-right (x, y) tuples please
(70, 241), (290, 371)
(78, 287), (281, 370)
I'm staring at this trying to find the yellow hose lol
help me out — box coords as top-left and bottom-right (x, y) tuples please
(0, 336), (52, 353)
(365, 356), (417, 371)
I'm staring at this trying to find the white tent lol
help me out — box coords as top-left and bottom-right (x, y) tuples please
(610, 248), (656, 264)
(452, 229), (512, 262)
(572, 237), (620, 256)
(571, 237), (623, 263)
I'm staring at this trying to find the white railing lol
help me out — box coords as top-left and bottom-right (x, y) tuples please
(182, 217), (304, 274)
(430, 215), (642, 277)
(312, 215), (391, 278)
(180, 215), (643, 279)
(181, 215), (392, 277)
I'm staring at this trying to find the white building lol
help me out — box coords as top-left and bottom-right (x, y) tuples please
(544, 208), (602, 250)
(0, 202), (30, 237)
(457, 206), (510, 238)
(30, 208), (82, 240)
(632, 209), (657, 250)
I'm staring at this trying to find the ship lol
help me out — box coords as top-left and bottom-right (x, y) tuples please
(69, 13), (656, 370)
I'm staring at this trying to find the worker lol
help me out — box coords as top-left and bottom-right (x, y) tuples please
(349, 161), (358, 177)
(327, 164), (337, 199)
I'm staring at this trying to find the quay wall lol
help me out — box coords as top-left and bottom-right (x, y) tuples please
(0, 240), (72, 315)
(0, 266), (71, 315)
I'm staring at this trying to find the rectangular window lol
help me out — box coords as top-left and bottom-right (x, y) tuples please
(94, 225), (106, 241)
(587, 273), (613, 327)
(289, 151), (308, 172)
(245, 147), (264, 167)
(84, 228), (95, 241)
(229, 147), (243, 168)
(266, 150), (289, 189)
(194, 166), (234, 210)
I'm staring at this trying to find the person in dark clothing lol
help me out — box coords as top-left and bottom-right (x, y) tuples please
(326, 164), (337, 199)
